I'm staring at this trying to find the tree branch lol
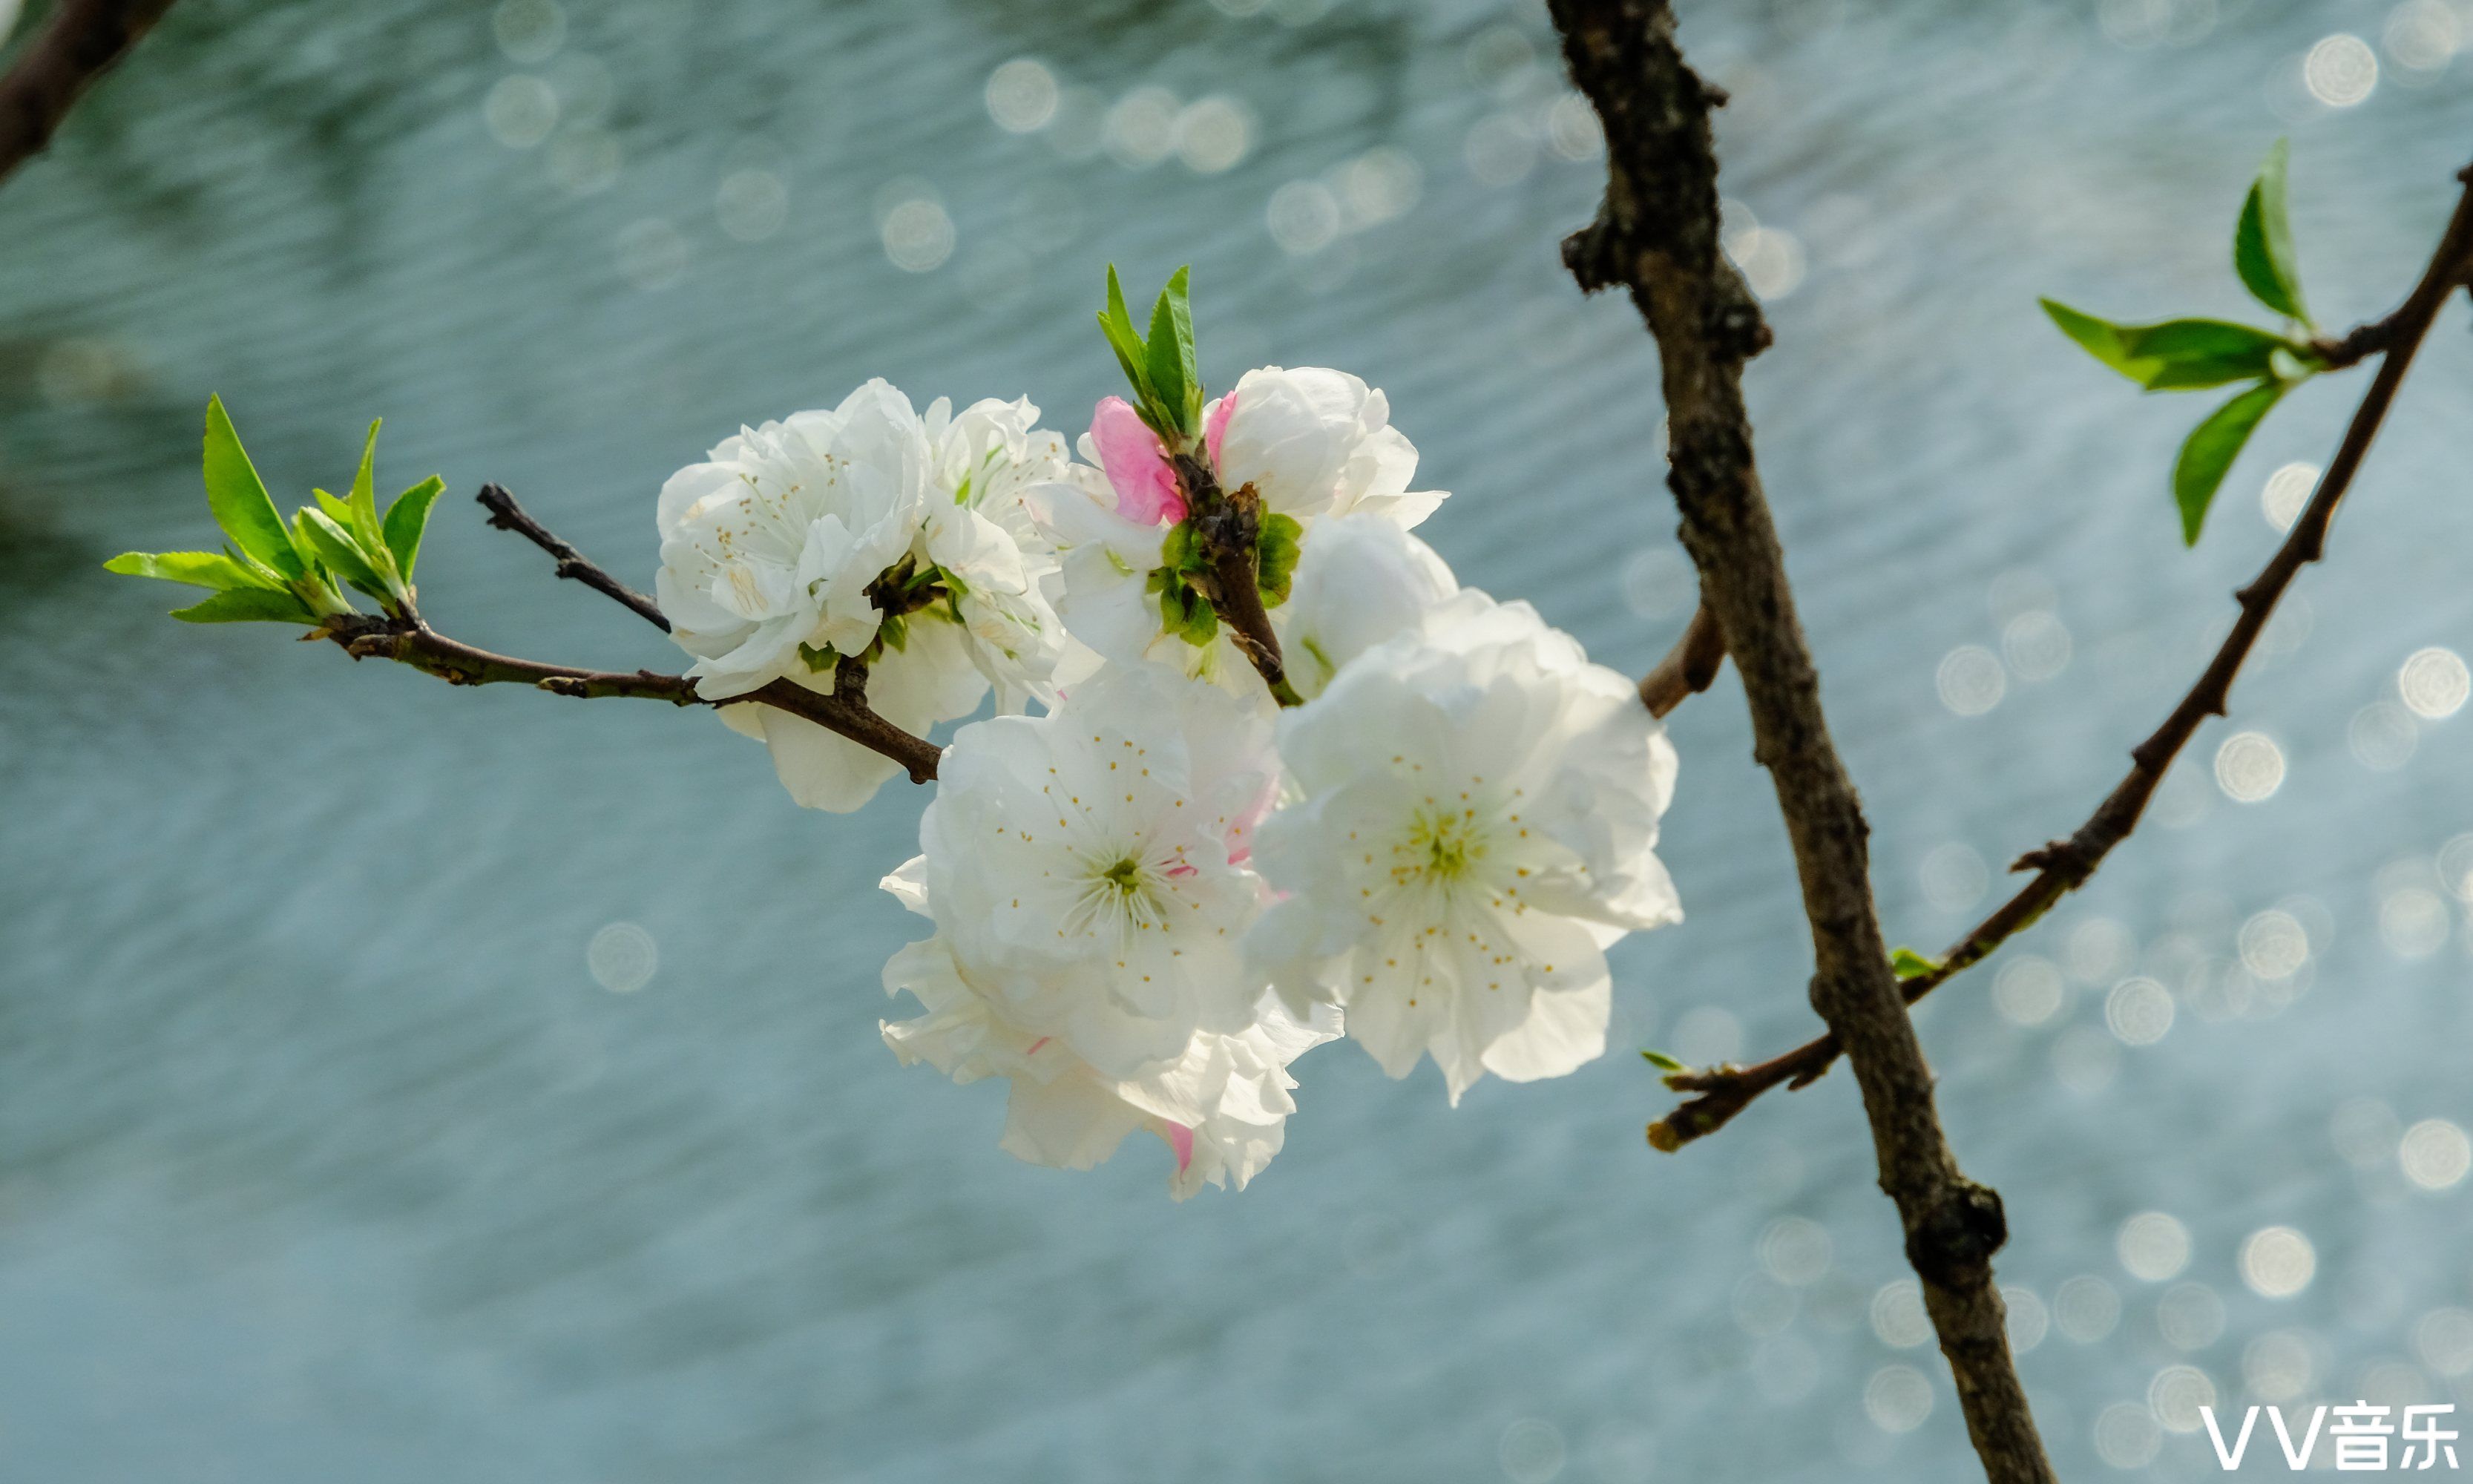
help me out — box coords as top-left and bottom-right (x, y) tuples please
(321, 614), (942, 783)
(334, 487), (951, 785)
(1172, 448), (1304, 706)
(1548, 4), (2054, 1481)
(476, 483), (671, 631)
(1638, 597), (1725, 718)
(0, 0), (179, 188)
(1652, 162), (2473, 1154)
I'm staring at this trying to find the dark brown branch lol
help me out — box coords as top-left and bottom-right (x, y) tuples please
(320, 615), (943, 784)
(0, 0), (178, 187)
(1653, 162), (2473, 1155)
(1171, 449), (1304, 707)
(1549, 5), (2053, 1481)
(2308, 314), (2403, 370)
(1638, 597), (1725, 718)
(476, 483), (670, 631)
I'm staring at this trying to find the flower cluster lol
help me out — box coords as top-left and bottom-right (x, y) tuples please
(651, 272), (1684, 1197)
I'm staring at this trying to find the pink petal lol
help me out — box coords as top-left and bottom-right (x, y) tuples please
(1165, 1121), (1195, 1173)
(1090, 397), (1186, 525)
(1203, 390), (1236, 469)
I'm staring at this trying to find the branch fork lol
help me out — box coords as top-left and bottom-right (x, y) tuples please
(1652, 165), (2473, 1155)
(313, 487), (945, 785)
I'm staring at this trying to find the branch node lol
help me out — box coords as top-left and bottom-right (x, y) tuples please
(1904, 1179), (2009, 1287)
(1561, 211), (1624, 294)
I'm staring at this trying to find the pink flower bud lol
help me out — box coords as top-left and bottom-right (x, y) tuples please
(1089, 396), (1186, 525)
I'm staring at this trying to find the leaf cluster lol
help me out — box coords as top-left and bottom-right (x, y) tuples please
(2042, 140), (2325, 545)
(108, 398), (444, 624)
(1098, 265), (1204, 443)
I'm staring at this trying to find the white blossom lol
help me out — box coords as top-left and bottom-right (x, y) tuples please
(655, 380), (1075, 811)
(879, 667), (1327, 1196)
(917, 394), (1078, 710)
(1026, 367), (1447, 695)
(881, 930), (1333, 1199)
(893, 666), (1279, 1078)
(1248, 593), (1682, 1102)
(1208, 365), (1446, 529)
(1271, 511), (1459, 700)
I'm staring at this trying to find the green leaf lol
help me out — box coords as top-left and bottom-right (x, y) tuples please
(381, 476), (444, 579)
(2041, 298), (2150, 383)
(1255, 511), (1302, 605)
(2120, 318), (2291, 388)
(105, 550), (280, 591)
(2121, 318), (2286, 362)
(1890, 947), (1943, 981)
(168, 587), (319, 624)
(2043, 302), (2302, 390)
(1641, 1048), (1687, 1072)
(346, 421), (383, 542)
(1099, 265), (1152, 406)
(2141, 356), (2287, 392)
(201, 396), (303, 580)
(2233, 138), (2311, 327)
(295, 506), (385, 597)
(313, 488), (354, 525)
(2173, 380), (2287, 545)
(1144, 266), (1200, 438)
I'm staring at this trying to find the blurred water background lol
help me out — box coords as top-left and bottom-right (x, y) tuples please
(2, 0), (2470, 1478)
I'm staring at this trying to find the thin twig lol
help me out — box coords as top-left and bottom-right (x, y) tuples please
(462, 481), (946, 779)
(1638, 597), (1725, 718)
(1652, 163), (2473, 1155)
(1549, 5), (2054, 1481)
(0, 0), (179, 188)
(476, 483), (670, 631)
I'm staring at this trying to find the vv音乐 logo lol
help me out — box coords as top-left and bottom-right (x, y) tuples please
(2201, 1403), (2460, 1471)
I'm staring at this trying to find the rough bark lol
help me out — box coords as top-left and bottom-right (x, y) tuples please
(1546, 4), (2055, 1480)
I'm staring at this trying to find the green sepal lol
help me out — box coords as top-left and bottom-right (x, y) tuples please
(1890, 947), (1943, 980)
(2173, 379), (2288, 546)
(798, 641), (838, 673)
(1255, 511), (1302, 606)
(201, 396), (303, 580)
(1152, 567), (1218, 647)
(2233, 138), (2311, 328)
(381, 476), (445, 580)
(104, 550), (281, 591)
(878, 611), (910, 654)
(168, 587), (320, 624)
(1158, 519), (1204, 575)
